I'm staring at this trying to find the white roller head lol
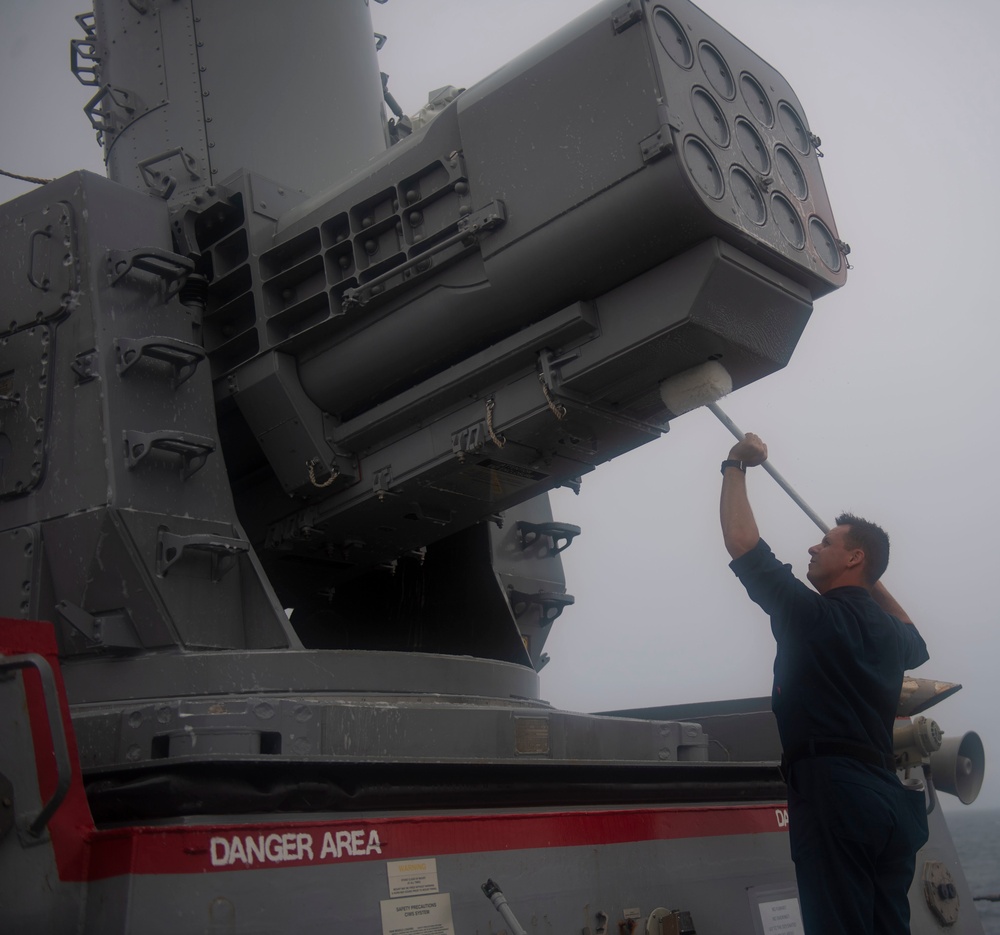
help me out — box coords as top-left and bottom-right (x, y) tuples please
(659, 361), (733, 416)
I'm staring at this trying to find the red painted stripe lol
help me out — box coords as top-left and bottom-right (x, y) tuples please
(81, 802), (789, 881)
(1, 620), (789, 885)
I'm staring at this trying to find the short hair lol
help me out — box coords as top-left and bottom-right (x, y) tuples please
(835, 513), (890, 585)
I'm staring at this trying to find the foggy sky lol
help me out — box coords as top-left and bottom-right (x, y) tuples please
(1, 0), (997, 813)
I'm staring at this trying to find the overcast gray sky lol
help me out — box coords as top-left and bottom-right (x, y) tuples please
(2, 0), (997, 814)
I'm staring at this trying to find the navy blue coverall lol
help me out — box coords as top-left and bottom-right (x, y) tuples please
(730, 539), (930, 935)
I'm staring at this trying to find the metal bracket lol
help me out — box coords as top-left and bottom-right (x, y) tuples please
(611, 0), (643, 33)
(55, 601), (140, 650)
(70, 36), (100, 87)
(507, 588), (576, 622)
(116, 336), (206, 388)
(640, 124), (678, 163)
(538, 348), (581, 393)
(0, 654), (72, 842)
(456, 200), (507, 238)
(538, 347), (668, 440)
(70, 348), (98, 385)
(342, 200), (506, 311)
(123, 429), (215, 480)
(138, 148), (202, 200)
(157, 529), (250, 580)
(107, 247), (194, 301)
(74, 12), (96, 37)
(372, 466), (394, 501)
(82, 83), (137, 136)
(451, 420), (488, 458)
(517, 521), (581, 555)
(556, 475), (583, 497)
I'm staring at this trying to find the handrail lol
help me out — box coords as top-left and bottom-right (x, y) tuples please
(0, 653), (72, 837)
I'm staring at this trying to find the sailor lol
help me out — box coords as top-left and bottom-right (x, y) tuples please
(719, 432), (929, 935)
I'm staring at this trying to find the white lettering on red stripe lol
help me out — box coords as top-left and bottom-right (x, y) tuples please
(209, 829), (380, 867)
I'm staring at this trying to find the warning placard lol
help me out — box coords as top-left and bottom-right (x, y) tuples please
(380, 893), (454, 935)
(386, 858), (439, 898)
(758, 897), (804, 935)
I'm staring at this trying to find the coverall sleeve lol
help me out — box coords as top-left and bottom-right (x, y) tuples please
(729, 538), (823, 639)
(898, 618), (930, 668)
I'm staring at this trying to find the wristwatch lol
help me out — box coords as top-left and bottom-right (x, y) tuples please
(720, 459), (746, 475)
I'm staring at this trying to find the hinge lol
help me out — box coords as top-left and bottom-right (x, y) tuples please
(640, 105), (683, 163)
(612, 0), (643, 33)
(640, 126), (674, 162)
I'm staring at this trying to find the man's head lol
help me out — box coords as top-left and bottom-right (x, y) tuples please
(806, 513), (890, 592)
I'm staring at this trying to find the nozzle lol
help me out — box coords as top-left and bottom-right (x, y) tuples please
(481, 879), (527, 935)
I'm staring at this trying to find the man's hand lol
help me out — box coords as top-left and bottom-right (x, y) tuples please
(730, 433), (768, 466)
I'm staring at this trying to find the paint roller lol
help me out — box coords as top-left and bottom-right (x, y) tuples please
(659, 361), (830, 533)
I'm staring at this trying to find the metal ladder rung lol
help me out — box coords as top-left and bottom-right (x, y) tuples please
(123, 429), (215, 480)
(157, 529), (249, 579)
(116, 335), (206, 388)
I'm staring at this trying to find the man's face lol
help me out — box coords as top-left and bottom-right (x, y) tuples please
(806, 525), (861, 592)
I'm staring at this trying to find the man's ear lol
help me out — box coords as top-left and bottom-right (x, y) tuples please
(847, 549), (864, 569)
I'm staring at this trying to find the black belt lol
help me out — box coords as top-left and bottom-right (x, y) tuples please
(780, 740), (896, 777)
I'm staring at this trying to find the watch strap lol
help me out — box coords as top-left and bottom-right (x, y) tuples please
(720, 459), (746, 475)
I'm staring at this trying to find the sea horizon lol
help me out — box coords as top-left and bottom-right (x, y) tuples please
(946, 807), (999, 934)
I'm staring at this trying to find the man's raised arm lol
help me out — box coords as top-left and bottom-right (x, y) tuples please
(870, 581), (914, 625)
(720, 433), (769, 559)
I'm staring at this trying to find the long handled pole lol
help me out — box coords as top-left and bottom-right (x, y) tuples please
(708, 402), (830, 534)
